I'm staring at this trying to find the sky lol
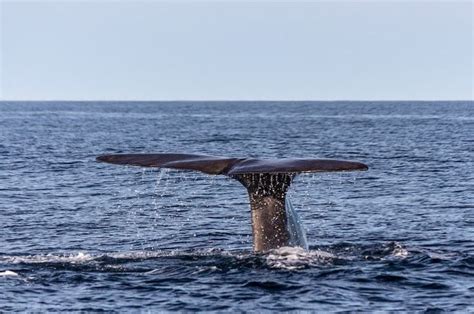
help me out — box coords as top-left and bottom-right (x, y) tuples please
(0, 0), (472, 101)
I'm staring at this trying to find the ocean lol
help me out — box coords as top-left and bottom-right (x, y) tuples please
(0, 101), (472, 311)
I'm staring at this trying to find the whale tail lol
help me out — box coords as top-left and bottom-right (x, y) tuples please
(96, 153), (368, 252)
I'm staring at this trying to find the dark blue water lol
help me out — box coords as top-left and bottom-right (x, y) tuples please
(0, 101), (473, 311)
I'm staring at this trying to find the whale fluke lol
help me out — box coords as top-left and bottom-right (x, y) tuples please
(96, 153), (241, 175)
(96, 153), (368, 174)
(97, 153), (368, 252)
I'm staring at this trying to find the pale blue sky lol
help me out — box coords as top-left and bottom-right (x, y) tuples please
(1, 0), (472, 100)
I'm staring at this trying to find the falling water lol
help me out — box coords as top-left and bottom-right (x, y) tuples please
(285, 197), (309, 250)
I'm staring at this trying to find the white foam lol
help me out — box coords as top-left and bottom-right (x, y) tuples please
(0, 270), (19, 277)
(265, 246), (335, 270)
(383, 242), (409, 259)
(0, 249), (226, 266)
(392, 247), (409, 258)
(1, 252), (95, 264)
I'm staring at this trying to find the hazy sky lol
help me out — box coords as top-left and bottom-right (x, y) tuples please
(1, 0), (472, 100)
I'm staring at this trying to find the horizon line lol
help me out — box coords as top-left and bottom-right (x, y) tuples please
(1, 99), (473, 103)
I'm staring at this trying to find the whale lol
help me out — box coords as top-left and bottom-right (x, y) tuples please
(96, 153), (368, 252)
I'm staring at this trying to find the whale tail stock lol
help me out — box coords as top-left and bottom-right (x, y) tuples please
(96, 153), (368, 252)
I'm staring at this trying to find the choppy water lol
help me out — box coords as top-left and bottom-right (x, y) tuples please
(0, 101), (473, 311)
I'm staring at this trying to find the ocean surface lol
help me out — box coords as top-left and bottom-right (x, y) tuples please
(0, 101), (473, 311)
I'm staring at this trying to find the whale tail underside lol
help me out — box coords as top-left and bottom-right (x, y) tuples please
(96, 153), (368, 252)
